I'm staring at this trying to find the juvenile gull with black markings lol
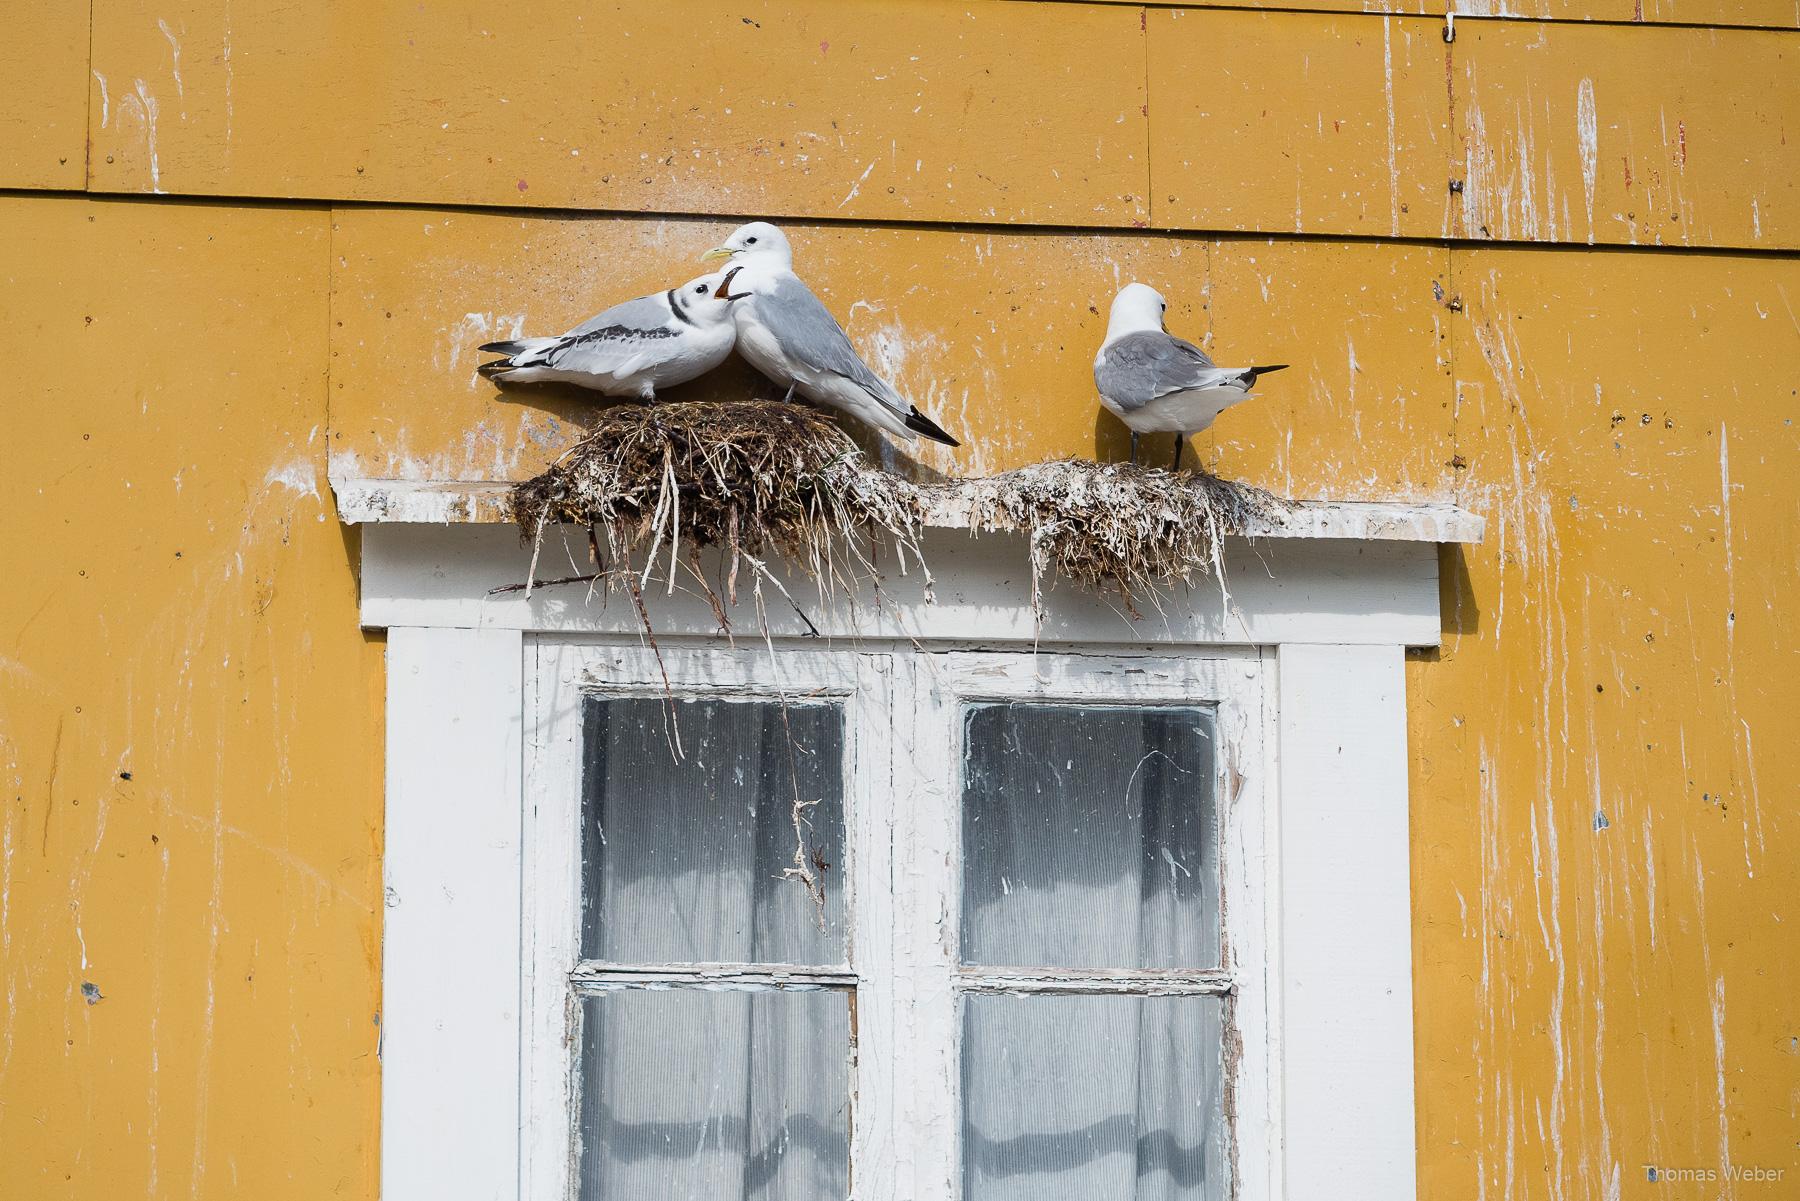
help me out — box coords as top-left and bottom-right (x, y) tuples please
(1095, 282), (1286, 469)
(477, 269), (747, 399)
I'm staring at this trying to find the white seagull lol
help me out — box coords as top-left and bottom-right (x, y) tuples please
(476, 268), (748, 399)
(701, 222), (959, 447)
(1094, 283), (1286, 469)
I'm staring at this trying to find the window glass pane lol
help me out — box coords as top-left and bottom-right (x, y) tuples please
(961, 994), (1227, 1201)
(961, 703), (1217, 970)
(582, 696), (846, 965)
(577, 989), (850, 1201)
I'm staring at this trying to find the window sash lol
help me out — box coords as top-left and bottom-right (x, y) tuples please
(524, 640), (1270, 1201)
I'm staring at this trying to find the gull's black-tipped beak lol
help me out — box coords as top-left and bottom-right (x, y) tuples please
(715, 266), (748, 302)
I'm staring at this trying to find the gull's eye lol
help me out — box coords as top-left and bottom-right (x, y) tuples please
(696, 284), (709, 293)
(746, 236), (759, 245)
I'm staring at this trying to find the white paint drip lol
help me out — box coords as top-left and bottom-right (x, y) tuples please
(157, 18), (186, 115)
(263, 458), (321, 501)
(1576, 80), (1598, 244)
(837, 160), (877, 210)
(1382, 17), (1399, 237)
(1718, 422), (1734, 658)
(223, 0), (234, 150)
(130, 79), (164, 193)
(93, 71), (110, 129)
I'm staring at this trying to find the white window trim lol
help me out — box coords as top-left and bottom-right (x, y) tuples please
(358, 498), (1478, 1201)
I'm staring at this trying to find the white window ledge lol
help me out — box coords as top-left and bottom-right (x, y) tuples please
(331, 475), (1486, 545)
(333, 476), (1482, 651)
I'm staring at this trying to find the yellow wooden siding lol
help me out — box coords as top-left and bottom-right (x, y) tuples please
(1149, 10), (1453, 239)
(1454, 20), (1799, 248)
(87, 0), (1149, 225)
(328, 209), (1198, 482)
(0, 2), (90, 189)
(2, 2), (1798, 1198)
(1196, 238), (1456, 498)
(1455, 0), (1800, 25)
(0, 196), (381, 1200)
(1414, 247), (1800, 1196)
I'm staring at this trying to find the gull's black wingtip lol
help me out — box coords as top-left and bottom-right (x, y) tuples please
(1248, 363), (1290, 380)
(905, 407), (961, 448)
(478, 339), (528, 356)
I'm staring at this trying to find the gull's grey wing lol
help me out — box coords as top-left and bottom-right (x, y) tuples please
(565, 291), (676, 338)
(1095, 330), (1222, 412)
(508, 291), (682, 372)
(759, 275), (909, 416)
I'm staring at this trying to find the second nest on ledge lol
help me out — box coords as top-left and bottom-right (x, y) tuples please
(508, 400), (1286, 624)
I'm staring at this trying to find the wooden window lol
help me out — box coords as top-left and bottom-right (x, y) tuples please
(366, 506), (1454, 1201)
(519, 645), (1267, 1199)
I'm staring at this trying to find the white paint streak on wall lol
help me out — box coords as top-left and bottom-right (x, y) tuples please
(223, 0), (235, 151)
(838, 160), (877, 210)
(264, 458), (321, 501)
(93, 71), (110, 129)
(157, 18), (186, 116)
(128, 80), (164, 193)
(1382, 17), (1399, 237)
(1576, 80), (1598, 244)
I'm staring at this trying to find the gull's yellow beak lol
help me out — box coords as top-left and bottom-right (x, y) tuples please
(700, 245), (735, 262)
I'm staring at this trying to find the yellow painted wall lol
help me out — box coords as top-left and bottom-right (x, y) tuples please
(2, 3), (1795, 1197)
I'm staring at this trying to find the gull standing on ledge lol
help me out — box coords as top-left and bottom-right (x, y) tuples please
(475, 268), (748, 399)
(1094, 282), (1286, 469)
(701, 222), (961, 447)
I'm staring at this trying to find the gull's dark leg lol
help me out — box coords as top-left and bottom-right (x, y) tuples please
(782, 382), (798, 404)
(1129, 431), (1141, 466)
(1170, 434), (1185, 472)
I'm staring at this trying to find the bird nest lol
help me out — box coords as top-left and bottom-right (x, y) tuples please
(508, 401), (928, 632)
(507, 402), (1286, 627)
(941, 458), (1286, 617)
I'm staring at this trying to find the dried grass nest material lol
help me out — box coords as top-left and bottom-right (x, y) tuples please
(941, 458), (1287, 612)
(507, 401), (1287, 616)
(508, 401), (928, 616)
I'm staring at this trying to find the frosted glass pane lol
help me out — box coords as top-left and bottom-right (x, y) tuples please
(581, 696), (846, 965)
(962, 995), (1227, 1201)
(578, 989), (850, 1201)
(961, 703), (1217, 969)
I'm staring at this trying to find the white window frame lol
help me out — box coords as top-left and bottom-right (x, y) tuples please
(361, 510), (1463, 1201)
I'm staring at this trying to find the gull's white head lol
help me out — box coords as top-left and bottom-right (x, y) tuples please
(669, 268), (750, 327)
(702, 221), (793, 268)
(1106, 282), (1169, 341)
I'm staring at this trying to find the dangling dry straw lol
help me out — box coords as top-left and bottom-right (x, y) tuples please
(506, 401), (1288, 625)
(507, 400), (929, 633)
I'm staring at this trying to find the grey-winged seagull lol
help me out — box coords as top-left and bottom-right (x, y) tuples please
(476, 268), (748, 398)
(701, 222), (960, 447)
(1094, 283), (1286, 469)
